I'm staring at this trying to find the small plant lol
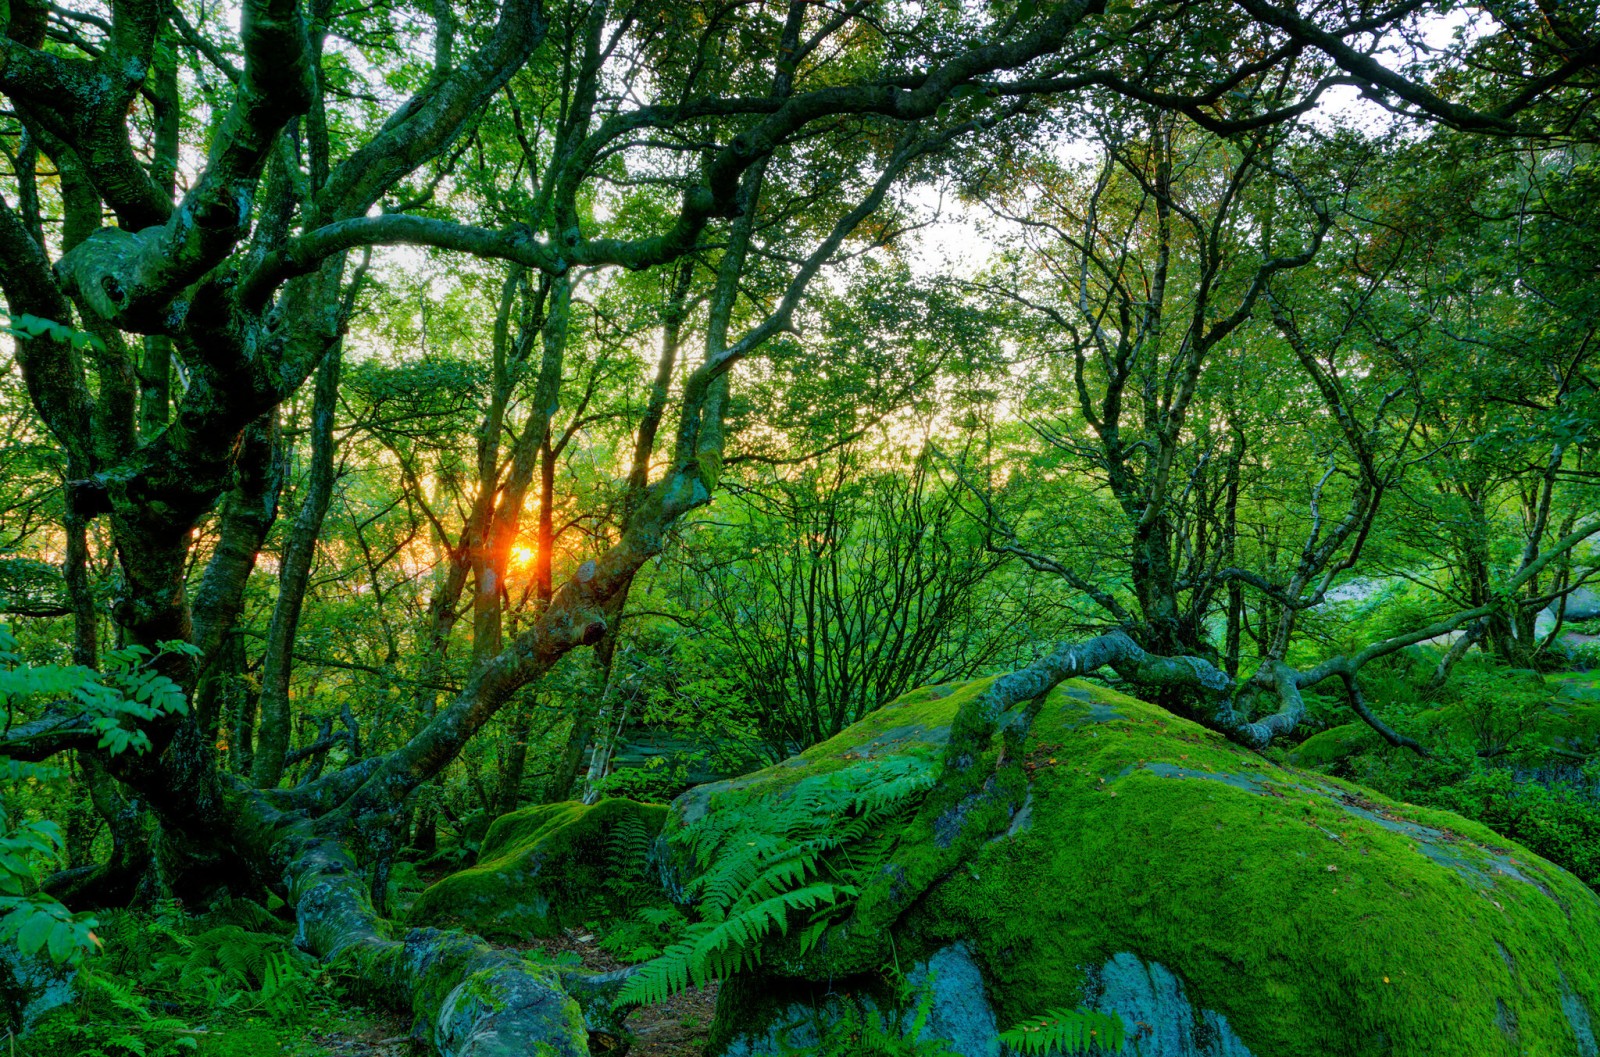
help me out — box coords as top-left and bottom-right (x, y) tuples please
(0, 625), (197, 758)
(618, 755), (935, 1005)
(0, 785), (99, 966)
(1000, 1007), (1127, 1055)
(598, 905), (687, 962)
(19, 969), (199, 1057)
(0, 625), (203, 969)
(595, 755), (693, 803)
(1453, 669), (1548, 758)
(601, 805), (658, 898)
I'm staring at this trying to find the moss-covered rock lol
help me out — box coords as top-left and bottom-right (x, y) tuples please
(682, 678), (1600, 1056)
(0, 945), (73, 1037)
(409, 799), (667, 941)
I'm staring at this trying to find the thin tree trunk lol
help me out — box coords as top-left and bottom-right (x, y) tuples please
(255, 345), (344, 787)
(491, 696), (534, 814)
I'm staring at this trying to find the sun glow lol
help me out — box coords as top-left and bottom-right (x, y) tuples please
(510, 545), (537, 568)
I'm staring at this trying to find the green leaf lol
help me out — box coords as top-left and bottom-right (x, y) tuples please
(46, 920), (76, 963)
(17, 910), (53, 956)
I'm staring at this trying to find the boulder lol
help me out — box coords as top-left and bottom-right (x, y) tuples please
(674, 677), (1600, 1057)
(409, 798), (667, 940)
(0, 945), (74, 1036)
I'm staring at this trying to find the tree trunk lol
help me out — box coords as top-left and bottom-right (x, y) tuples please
(255, 344), (344, 788)
(491, 697), (533, 814)
(46, 756), (151, 910)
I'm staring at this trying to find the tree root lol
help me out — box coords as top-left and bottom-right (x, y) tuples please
(803, 629), (1430, 976)
(281, 823), (591, 1056)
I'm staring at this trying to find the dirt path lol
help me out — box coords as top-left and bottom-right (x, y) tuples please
(511, 929), (718, 1057)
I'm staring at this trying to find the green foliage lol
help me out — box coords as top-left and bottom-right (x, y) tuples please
(677, 444), (1030, 754)
(154, 923), (283, 993)
(619, 755), (935, 1006)
(94, 900), (318, 1018)
(1292, 659), (1600, 892)
(999, 1008), (1126, 1055)
(408, 799), (669, 939)
(1431, 764), (1600, 888)
(19, 900), (345, 1057)
(0, 312), (105, 352)
(1350, 751), (1600, 889)
(603, 803), (656, 888)
(0, 624), (197, 757)
(0, 761), (97, 968)
(0, 626), (204, 971)
(768, 977), (961, 1057)
(597, 905), (687, 963)
(0, 885), (98, 968)
(20, 969), (199, 1057)
(594, 754), (693, 803)
(76, 641), (200, 755)
(1448, 668), (1551, 757)
(1567, 637), (1600, 669)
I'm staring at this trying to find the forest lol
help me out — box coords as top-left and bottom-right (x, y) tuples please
(0, 0), (1597, 1054)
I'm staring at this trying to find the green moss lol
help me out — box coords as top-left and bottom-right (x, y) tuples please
(1550, 670), (1600, 695)
(669, 677), (995, 833)
(1288, 721), (1381, 770)
(409, 799), (667, 940)
(1530, 698), (1600, 755)
(1292, 696), (1600, 771)
(694, 677), (1600, 1056)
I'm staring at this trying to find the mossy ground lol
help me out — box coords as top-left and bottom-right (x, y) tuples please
(1293, 671), (1600, 770)
(409, 798), (668, 940)
(687, 678), (1600, 1056)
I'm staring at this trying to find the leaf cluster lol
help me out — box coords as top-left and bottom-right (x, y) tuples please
(618, 755), (936, 1006)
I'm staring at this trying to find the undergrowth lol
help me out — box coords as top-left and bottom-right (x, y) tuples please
(1289, 649), (1600, 891)
(16, 898), (371, 1057)
(618, 754), (935, 1005)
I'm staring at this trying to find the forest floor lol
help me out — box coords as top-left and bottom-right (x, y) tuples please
(508, 929), (719, 1056)
(122, 927), (717, 1057)
(293, 1016), (418, 1057)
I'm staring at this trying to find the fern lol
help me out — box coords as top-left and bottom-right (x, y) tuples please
(196, 895), (292, 937)
(152, 923), (282, 992)
(999, 1008), (1127, 1055)
(44, 968), (201, 1057)
(597, 905), (687, 962)
(619, 755), (935, 1006)
(605, 809), (653, 875)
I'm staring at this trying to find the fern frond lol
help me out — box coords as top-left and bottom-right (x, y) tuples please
(623, 754), (937, 1008)
(616, 922), (717, 1006)
(999, 1008), (1126, 1055)
(605, 811), (652, 879)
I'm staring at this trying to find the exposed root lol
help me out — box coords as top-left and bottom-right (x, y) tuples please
(281, 823), (591, 1056)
